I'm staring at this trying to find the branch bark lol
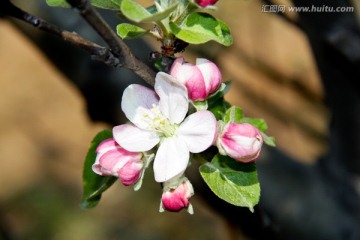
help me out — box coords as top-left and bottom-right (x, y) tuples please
(1, 0), (156, 86)
(66, 0), (156, 85)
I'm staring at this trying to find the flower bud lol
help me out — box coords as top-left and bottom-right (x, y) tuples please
(196, 0), (218, 7)
(170, 57), (221, 101)
(92, 138), (143, 186)
(218, 123), (263, 162)
(161, 178), (194, 213)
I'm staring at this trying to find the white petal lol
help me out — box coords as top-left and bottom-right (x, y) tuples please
(153, 137), (189, 182)
(155, 72), (188, 124)
(121, 84), (159, 129)
(113, 124), (160, 152)
(177, 110), (217, 153)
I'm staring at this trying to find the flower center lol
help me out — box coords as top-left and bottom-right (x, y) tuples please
(143, 104), (177, 137)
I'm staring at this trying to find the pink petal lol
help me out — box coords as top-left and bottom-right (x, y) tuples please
(153, 137), (189, 182)
(96, 138), (118, 154)
(121, 84), (159, 129)
(196, 58), (222, 96)
(118, 159), (143, 186)
(155, 72), (188, 124)
(177, 110), (217, 153)
(113, 124), (160, 152)
(220, 123), (263, 162)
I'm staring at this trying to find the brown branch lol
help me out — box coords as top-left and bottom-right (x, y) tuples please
(66, 0), (156, 86)
(1, 0), (122, 69)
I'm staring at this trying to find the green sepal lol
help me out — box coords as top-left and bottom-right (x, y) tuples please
(241, 117), (268, 132)
(199, 154), (260, 212)
(192, 100), (208, 111)
(169, 12), (233, 46)
(207, 81), (231, 106)
(116, 23), (149, 39)
(81, 129), (117, 209)
(262, 133), (276, 147)
(223, 106), (244, 124)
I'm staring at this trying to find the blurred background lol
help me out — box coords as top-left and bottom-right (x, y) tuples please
(0, 0), (359, 239)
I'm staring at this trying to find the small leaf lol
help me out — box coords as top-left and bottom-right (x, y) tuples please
(241, 118), (268, 132)
(116, 23), (148, 39)
(199, 154), (260, 212)
(120, 0), (151, 22)
(91, 0), (120, 10)
(223, 106), (244, 124)
(46, 0), (120, 9)
(140, 3), (178, 22)
(169, 12), (233, 46)
(81, 129), (117, 209)
(46, 0), (70, 7)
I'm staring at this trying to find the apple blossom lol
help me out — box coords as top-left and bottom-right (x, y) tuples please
(170, 57), (222, 101)
(113, 72), (217, 182)
(217, 123), (263, 163)
(92, 138), (143, 186)
(160, 177), (194, 213)
(195, 0), (219, 7)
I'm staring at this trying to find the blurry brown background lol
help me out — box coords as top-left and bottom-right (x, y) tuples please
(0, 0), (331, 239)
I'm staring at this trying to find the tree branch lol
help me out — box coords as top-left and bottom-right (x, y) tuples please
(66, 0), (156, 86)
(1, 0), (156, 86)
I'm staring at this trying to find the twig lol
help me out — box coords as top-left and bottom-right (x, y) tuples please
(66, 0), (156, 85)
(0, 0), (122, 68)
(1, 0), (156, 86)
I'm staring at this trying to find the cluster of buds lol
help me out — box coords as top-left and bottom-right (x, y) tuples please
(92, 57), (263, 213)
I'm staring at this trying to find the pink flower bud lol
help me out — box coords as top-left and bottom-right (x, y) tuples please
(196, 0), (218, 7)
(170, 57), (222, 101)
(92, 138), (143, 186)
(161, 179), (194, 212)
(218, 123), (263, 162)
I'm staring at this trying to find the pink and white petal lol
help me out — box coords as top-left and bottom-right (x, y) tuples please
(121, 84), (159, 129)
(155, 72), (189, 124)
(92, 154), (112, 176)
(98, 149), (129, 175)
(96, 138), (118, 154)
(196, 58), (222, 95)
(169, 57), (185, 77)
(153, 137), (189, 182)
(177, 110), (217, 153)
(113, 124), (160, 152)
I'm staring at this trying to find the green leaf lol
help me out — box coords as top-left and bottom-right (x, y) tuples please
(91, 0), (120, 9)
(46, 0), (121, 9)
(120, 0), (177, 23)
(81, 129), (117, 209)
(140, 3), (178, 22)
(199, 154), (260, 212)
(241, 118), (268, 132)
(46, 0), (70, 8)
(223, 106), (244, 124)
(169, 12), (233, 46)
(120, 0), (151, 22)
(116, 23), (148, 39)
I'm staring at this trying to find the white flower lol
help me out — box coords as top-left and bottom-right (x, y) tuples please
(113, 72), (217, 182)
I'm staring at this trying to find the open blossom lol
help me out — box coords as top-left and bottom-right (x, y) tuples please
(92, 138), (143, 186)
(217, 123), (263, 163)
(170, 57), (222, 101)
(195, 0), (218, 7)
(161, 178), (194, 213)
(113, 72), (217, 182)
